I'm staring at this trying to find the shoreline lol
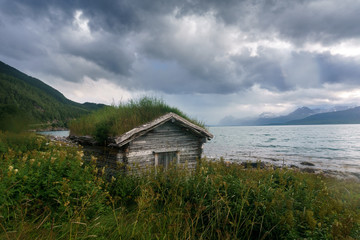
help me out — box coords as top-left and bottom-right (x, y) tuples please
(44, 135), (360, 182)
(204, 156), (360, 182)
(34, 127), (69, 132)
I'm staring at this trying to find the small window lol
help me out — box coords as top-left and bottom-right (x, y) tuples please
(154, 151), (179, 170)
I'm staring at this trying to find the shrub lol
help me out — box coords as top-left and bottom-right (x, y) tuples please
(0, 134), (109, 232)
(94, 121), (112, 145)
(0, 131), (47, 154)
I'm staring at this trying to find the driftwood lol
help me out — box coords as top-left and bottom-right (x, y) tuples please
(68, 135), (116, 146)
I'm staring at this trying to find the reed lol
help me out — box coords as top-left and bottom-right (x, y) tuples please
(69, 97), (205, 143)
(1, 132), (360, 239)
(102, 160), (360, 239)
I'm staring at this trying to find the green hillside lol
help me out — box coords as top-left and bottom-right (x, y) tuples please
(0, 60), (105, 130)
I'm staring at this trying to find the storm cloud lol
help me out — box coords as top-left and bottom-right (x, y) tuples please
(1, 0), (360, 123)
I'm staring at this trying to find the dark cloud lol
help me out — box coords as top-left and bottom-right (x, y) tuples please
(317, 54), (360, 84)
(0, 17), (46, 60)
(59, 36), (135, 76)
(5, 0), (359, 43)
(264, 1), (360, 45)
(178, 0), (360, 45)
(1, 0), (73, 26)
(1, 0), (360, 96)
(133, 59), (243, 94)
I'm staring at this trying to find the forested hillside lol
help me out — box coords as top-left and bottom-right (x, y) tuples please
(0, 61), (105, 130)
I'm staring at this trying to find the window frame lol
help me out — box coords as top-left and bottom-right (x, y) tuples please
(154, 149), (180, 171)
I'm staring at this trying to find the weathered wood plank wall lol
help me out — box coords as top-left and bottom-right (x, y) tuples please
(79, 121), (206, 174)
(82, 145), (125, 175)
(125, 121), (203, 170)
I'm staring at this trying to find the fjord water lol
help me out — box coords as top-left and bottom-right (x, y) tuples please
(39, 125), (360, 173)
(38, 130), (70, 137)
(203, 125), (360, 173)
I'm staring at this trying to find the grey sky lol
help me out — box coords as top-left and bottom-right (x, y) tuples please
(1, 0), (360, 124)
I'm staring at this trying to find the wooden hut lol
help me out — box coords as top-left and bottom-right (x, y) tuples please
(109, 112), (213, 170)
(71, 112), (213, 172)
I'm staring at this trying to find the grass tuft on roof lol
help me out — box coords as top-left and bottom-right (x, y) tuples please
(69, 97), (205, 143)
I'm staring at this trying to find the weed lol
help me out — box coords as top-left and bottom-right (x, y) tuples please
(1, 132), (359, 239)
(69, 97), (205, 140)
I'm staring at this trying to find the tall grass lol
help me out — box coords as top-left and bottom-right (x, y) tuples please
(69, 97), (205, 143)
(102, 160), (360, 239)
(0, 132), (109, 239)
(1, 132), (360, 239)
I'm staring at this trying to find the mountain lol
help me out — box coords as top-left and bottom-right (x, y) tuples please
(0, 60), (105, 130)
(258, 112), (279, 118)
(219, 106), (360, 126)
(311, 105), (354, 115)
(219, 107), (319, 126)
(254, 107), (317, 125)
(285, 107), (360, 125)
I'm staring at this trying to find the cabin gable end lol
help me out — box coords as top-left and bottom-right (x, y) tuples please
(125, 121), (204, 170)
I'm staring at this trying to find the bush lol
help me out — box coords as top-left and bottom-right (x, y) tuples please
(0, 133), (109, 232)
(0, 131), (47, 154)
(94, 121), (112, 145)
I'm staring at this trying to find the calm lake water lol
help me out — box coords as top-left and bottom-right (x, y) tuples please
(38, 130), (70, 137)
(204, 125), (360, 173)
(39, 125), (360, 173)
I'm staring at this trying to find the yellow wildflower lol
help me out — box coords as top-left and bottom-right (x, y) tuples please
(77, 151), (84, 158)
(91, 155), (97, 164)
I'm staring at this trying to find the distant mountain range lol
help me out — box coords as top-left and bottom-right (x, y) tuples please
(285, 107), (360, 125)
(0, 60), (105, 130)
(219, 106), (360, 126)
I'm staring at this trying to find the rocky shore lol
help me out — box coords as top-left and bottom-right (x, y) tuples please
(44, 135), (360, 182)
(208, 157), (360, 182)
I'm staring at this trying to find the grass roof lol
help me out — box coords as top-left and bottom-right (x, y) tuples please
(69, 97), (205, 143)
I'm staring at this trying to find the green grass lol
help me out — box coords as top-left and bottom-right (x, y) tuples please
(1, 132), (360, 239)
(69, 97), (205, 144)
